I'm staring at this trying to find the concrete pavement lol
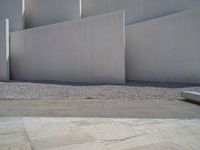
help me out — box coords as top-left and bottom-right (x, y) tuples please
(0, 99), (199, 119)
(0, 117), (200, 150)
(0, 99), (199, 149)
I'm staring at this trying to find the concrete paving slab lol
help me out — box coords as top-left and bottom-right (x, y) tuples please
(0, 118), (32, 150)
(0, 100), (199, 119)
(181, 91), (200, 104)
(0, 117), (200, 150)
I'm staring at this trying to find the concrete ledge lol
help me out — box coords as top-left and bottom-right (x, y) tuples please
(0, 19), (9, 81)
(181, 91), (200, 104)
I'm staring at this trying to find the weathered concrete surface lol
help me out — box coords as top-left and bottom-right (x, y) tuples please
(0, 118), (32, 150)
(25, 0), (81, 28)
(126, 8), (200, 83)
(0, 117), (200, 150)
(0, 19), (9, 81)
(11, 11), (125, 84)
(0, 0), (24, 31)
(181, 91), (200, 104)
(0, 100), (200, 119)
(82, 0), (200, 25)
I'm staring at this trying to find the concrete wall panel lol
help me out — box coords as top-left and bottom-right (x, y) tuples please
(0, 0), (24, 31)
(82, 0), (138, 25)
(126, 8), (200, 83)
(11, 11), (125, 84)
(82, 0), (200, 25)
(25, 0), (81, 28)
(0, 19), (9, 81)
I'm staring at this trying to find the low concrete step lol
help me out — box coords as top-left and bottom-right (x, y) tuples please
(181, 91), (200, 104)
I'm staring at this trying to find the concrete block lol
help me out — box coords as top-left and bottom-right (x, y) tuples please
(82, 0), (200, 25)
(0, 19), (9, 81)
(181, 91), (200, 104)
(126, 8), (200, 84)
(11, 11), (125, 84)
(0, 0), (24, 31)
(25, 0), (81, 28)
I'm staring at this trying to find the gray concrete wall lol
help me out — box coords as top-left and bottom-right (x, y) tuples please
(0, 19), (9, 81)
(82, 0), (200, 25)
(126, 8), (200, 84)
(25, 0), (81, 28)
(0, 0), (24, 31)
(11, 11), (125, 84)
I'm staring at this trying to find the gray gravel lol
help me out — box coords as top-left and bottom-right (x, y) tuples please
(0, 81), (200, 100)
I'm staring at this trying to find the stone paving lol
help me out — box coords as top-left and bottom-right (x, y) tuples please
(0, 117), (200, 150)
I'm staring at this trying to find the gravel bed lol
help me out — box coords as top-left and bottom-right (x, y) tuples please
(0, 81), (200, 100)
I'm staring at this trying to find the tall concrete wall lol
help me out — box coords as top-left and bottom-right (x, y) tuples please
(0, 0), (24, 31)
(82, 0), (200, 25)
(25, 0), (81, 28)
(126, 8), (200, 83)
(11, 11), (125, 84)
(0, 19), (9, 81)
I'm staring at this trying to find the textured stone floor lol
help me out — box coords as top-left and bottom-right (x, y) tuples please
(0, 118), (200, 150)
(0, 81), (200, 100)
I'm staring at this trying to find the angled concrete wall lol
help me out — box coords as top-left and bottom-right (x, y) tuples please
(0, 19), (9, 81)
(25, 0), (81, 28)
(126, 8), (200, 83)
(82, 0), (200, 25)
(11, 11), (125, 84)
(0, 0), (24, 31)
